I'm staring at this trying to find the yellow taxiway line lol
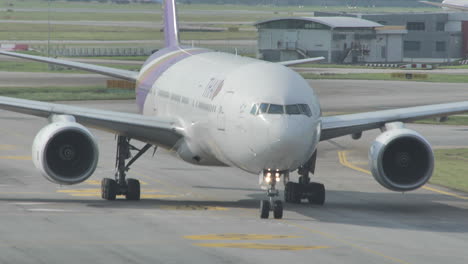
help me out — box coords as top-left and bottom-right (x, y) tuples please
(185, 234), (300, 241)
(193, 243), (328, 250)
(186, 233), (327, 251)
(338, 151), (468, 200)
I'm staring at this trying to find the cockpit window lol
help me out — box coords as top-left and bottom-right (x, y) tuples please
(298, 104), (312, 117)
(254, 103), (312, 117)
(250, 104), (258, 115)
(268, 104), (284, 114)
(286, 105), (300, 115)
(259, 103), (269, 114)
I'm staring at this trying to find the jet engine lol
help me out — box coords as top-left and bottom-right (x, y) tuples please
(32, 117), (99, 185)
(369, 123), (434, 192)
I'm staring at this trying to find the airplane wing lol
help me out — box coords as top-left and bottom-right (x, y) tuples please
(0, 51), (183, 148)
(419, 1), (468, 10)
(320, 101), (468, 141)
(0, 51), (138, 81)
(0, 96), (182, 149)
(279, 57), (325, 66)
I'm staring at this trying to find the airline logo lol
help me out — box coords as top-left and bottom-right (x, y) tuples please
(202, 78), (224, 101)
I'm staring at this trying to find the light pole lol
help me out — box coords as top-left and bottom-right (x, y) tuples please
(47, 0), (51, 57)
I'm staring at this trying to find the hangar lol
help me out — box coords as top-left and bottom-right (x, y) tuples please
(255, 16), (407, 64)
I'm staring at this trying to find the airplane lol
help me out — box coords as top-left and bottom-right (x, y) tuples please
(420, 0), (468, 11)
(1, 0), (468, 220)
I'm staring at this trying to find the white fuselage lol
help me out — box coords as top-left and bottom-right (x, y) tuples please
(138, 48), (321, 175)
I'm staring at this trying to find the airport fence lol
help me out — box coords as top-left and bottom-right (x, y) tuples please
(107, 80), (136, 90)
(391, 72), (428, 80)
(31, 44), (257, 58)
(32, 46), (156, 57)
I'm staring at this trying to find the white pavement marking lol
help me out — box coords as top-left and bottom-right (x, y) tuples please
(26, 209), (73, 212)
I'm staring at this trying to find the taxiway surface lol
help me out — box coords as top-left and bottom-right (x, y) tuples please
(0, 80), (467, 263)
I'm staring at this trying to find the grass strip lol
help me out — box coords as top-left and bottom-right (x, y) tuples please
(303, 73), (468, 83)
(0, 1), (440, 13)
(432, 148), (468, 193)
(438, 65), (468, 69)
(0, 61), (140, 72)
(0, 25), (255, 41)
(0, 86), (135, 101)
(297, 63), (382, 69)
(415, 116), (468, 126)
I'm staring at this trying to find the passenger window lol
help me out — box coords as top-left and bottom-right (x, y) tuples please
(259, 103), (269, 114)
(268, 104), (284, 114)
(250, 104), (258, 115)
(299, 104), (312, 117)
(286, 105), (300, 115)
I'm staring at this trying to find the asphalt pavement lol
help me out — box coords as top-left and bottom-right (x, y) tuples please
(0, 78), (466, 263)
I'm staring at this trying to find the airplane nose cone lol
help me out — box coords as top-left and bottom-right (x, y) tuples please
(269, 117), (303, 149)
(258, 116), (316, 170)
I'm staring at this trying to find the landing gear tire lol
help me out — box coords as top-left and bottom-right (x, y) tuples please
(101, 178), (117, 200)
(285, 182), (301, 204)
(125, 178), (140, 201)
(307, 183), (325, 205)
(284, 182), (292, 203)
(299, 175), (310, 184)
(260, 200), (271, 219)
(273, 200), (283, 219)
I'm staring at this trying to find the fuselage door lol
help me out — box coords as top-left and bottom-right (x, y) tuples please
(217, 91), (234, 131)
(217, 106), (225, 131)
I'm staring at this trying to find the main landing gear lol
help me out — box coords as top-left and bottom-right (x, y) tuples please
(285, 151), (325, 205)
(101, 136), (154, 201)
(260, 170), (284, 219)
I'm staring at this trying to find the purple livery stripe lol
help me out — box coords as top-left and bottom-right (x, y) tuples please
(164, 0), (179, 47)
(136, 47), (210, 112)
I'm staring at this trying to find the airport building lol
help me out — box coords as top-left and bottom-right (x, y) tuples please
(316, 11), (468, 63)
(255, 16), (407, 63)
(256, 12), (468, 63)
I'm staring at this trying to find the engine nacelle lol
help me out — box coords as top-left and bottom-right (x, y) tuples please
(369, 124), (434, 192)
(32, 120), (99, 185)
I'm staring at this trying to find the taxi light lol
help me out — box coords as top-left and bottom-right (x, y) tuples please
(275, 177), (280, 182)
(265, 176), (271, 183)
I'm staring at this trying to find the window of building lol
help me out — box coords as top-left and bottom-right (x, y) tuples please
(404, 41), (421, 51)
(436, 41), (446, 52)
(436, 22), (445, 31)
(356, 34), (376, 40)
(406, 22), (425, 31)
(381, 46), (386, 58)
(333, 34), (346, 41)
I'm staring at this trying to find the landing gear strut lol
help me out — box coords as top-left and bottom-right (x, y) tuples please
(284, 151), (325, 205)
(101, 136), (154, 201)
(260, 170), (283, 219)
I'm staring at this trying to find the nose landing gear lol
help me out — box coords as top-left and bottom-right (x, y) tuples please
(259, 170), (284, 219)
